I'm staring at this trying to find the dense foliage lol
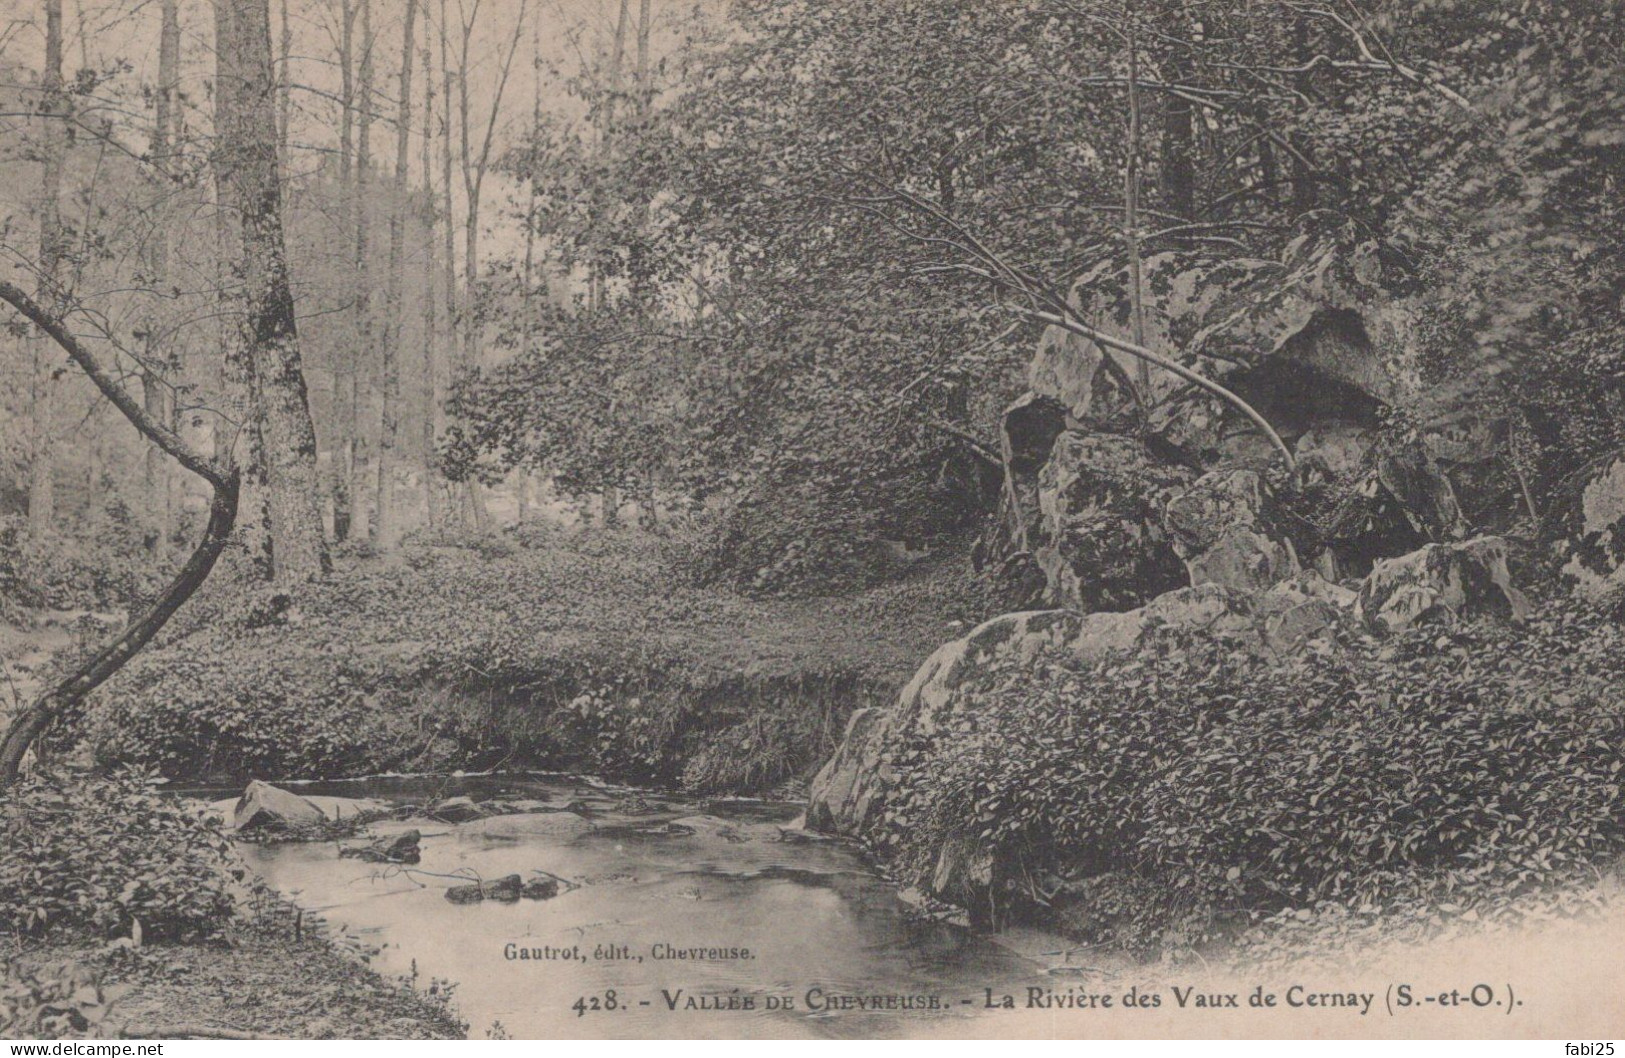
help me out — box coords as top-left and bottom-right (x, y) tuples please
(439, 0), (1625, 590)
(880, 605), (1625, 954)
(0, 514), (175, 613)
(0, 769), (241, 941)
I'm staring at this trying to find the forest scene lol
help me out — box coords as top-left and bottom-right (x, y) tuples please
(2, 0), (1625, 1042)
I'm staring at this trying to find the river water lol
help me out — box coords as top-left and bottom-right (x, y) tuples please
(220, 774), (1060, 1039)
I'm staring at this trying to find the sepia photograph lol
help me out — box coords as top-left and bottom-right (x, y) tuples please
(0, 0), (1623, 1044)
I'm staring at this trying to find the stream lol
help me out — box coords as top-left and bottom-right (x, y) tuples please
(196, 773), (1068, 1039)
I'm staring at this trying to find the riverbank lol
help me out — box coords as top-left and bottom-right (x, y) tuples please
(77, 529), (983, 792)
(3, 925), (467, 1040)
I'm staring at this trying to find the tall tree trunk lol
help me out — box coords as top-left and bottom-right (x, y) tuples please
(375, 0), (417, 553)
(276, 0), (292, 161)
(421, 15), (441, 535)
(333, 0), (356, 541)
(1122, 1), (1150, 399)
(521, 21), (538, 358)
(1158, 4), (1195, 221)
(350, 0), (375, 542)
(453, 0), (528, 530)
(27, 0), (67, 540)
(214, 0), (330, 585)
(437, 0), (457, 532)
(635, 0), (652, 115)
(1289, 17), (1318, 213)
(142, 0), (181, 547)
(609, 0), (630, 111)
(216, 200), (273, 578)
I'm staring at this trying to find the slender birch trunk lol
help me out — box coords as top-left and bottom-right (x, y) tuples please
(27, 0), (66, 539)
(421, 15), (441, 534)
(375, 0), (418, 553)
(350, 0), (375, 541)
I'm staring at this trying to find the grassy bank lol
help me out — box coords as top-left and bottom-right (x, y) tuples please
(80, 529), (980, 792)
(3, 927), (466, 1040)
(1, 769), (464, 1041)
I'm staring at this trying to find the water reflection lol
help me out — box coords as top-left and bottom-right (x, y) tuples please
(227, 774), (1046, 1039)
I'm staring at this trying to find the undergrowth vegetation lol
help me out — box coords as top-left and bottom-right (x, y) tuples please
(0, 769), (241, 942)
(878, 605), (1625, 956)
(81, 529), (973, 791)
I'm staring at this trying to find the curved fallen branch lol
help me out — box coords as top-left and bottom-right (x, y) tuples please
(851, 181), (1295, 473)
(1014, 307), (1296, 472)
(0, 282), (239, 787)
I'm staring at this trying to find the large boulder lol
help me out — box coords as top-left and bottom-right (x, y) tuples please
(1186, 215), (1413, 403)
(803, 707), (887, 834)
(1254, 569), (1359, 653)
(996, 392), (1068, 556)
(1545, 451), (1625, 600)
(232, 780), (326, 832)
(1036, 433), (1192, 613)
(1356, 536), (1531, 634)
(1295, 423), (1375, 484)
(1068, 250), (1277, 407)
(1164, 469), (1299, 594)
(1028, 324), (1135, 430)
(806, 610), (1076, 836)
(1374, 445), (1468, 542)
(1069, 583), (1260, 662)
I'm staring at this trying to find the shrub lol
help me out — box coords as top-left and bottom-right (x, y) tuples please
(0, 957), (126, 1039)
(881, 605), (1625, 954)
(0, 769), (243, 941)
(0, 516), (173, 614)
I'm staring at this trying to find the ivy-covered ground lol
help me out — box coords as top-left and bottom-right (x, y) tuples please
(0, 771), (465, 1040)
(77, 527), (982, 792)
(866, 601), (1625, 960)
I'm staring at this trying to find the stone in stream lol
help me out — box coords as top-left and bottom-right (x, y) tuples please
(428, 796), (487, 824)
(521, 877), (560, 900)
(304, 795), (394, 822)
(339, 828), (422, 865)
(458, 812), (595, 839)
(232, 780), (325, 832)
(444, 873), (562, 904)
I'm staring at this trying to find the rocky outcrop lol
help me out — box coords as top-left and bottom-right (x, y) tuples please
(1255, 569), (1358, 653)
(806, 610), (1076, 836)
(1545, 451), (1625, 600)
(818, 217), (1558, 931)
(1164, 469), (1298, 593)
(1356, 536), (1531, 634)
(232, 780), (325, 832)
(1028, 324), (1135, 430)
(1037, 433), (1191, 612)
